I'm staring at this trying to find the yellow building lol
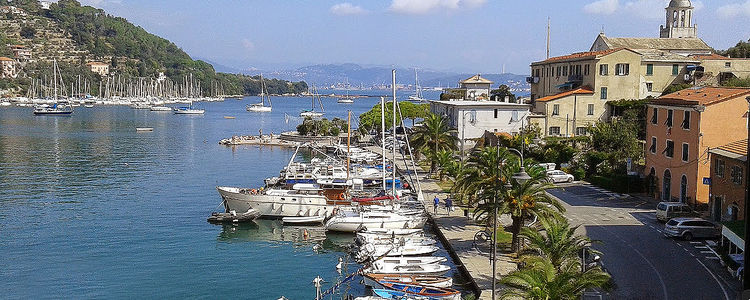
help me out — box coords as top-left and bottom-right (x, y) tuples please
(86, 61), (109, 76)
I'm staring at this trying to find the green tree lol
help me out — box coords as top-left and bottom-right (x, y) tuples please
(720, 39), (750, 58)
(409, 114), (458, 172)
(661, 83), (692, 95)
(19, 26), (36, 39)
(501, 256), (611, 300)
(520, 216), (596, 271)
(586, 118), (642, 175)
(434, 149), (455, 181)
(491, 84), (516, 102)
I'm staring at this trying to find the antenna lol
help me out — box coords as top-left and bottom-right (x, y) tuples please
(546, 17), (550, 59)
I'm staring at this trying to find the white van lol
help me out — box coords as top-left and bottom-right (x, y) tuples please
(656, 202), (693, 222)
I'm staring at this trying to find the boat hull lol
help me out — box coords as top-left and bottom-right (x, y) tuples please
(217, 186), (335, 218)
(363, 274), (453, 289)
(246, 106), (272, 112)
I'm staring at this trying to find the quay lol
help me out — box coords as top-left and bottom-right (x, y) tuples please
(219, 131), (349, 147)
(365, 146), (517, 300)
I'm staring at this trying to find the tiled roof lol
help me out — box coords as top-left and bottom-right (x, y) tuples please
(539, 48), (621, 63)
(716, 139), (748, 157)
(653, 87), (750, 106)
(459, 74), (493, 84)
(639, 49), (700, 62)
(85, 61), (108, 66)
(602, 36), (711, 51)
(692, 53), (747, 60)
(0, 57), (14, 61)
(536, 87), (594, 102)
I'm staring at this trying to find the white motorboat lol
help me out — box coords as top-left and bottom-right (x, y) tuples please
(216, 186), (345, 218)
(366, 261), (450, 276)
(337, 97), (354, 104)
(135, 127), (154, 132)
(361, 243), (439, 257)
(150, 106), (171, 111)
(375, 256), (447, 265)
(247, 74), (272, 112)
(325, 211), (426, 233)
(0, 101), (11, 107)
(357, 235), (436, 246)
(362, 273), (454, 289)
(282, 215), (325, 225)
(174, 107), (205, 114)
(358, 228), (424, 236)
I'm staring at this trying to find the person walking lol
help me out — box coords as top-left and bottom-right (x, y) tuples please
(445, 196), (453, 214)
(433, 196), (440, 215)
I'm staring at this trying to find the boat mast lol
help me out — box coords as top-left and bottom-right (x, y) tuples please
(391, 69), (397, 197)
(53, 59), (57, 101)
(347, 110), (351, 180)
(380, 96), (386, 192)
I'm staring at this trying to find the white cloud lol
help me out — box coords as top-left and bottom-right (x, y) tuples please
(330, 3), (368, 16)
(583, 0), (619, 15)
(241, 39), (255, 51)
(717, 0), (750, 18)
(388, 0), (487, 15)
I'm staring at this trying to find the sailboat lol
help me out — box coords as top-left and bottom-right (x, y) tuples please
(33, 59), (73, 115)
(407, 68), (425, 103)
(300, 85), (325, 118)
(337, 79), (354, 104)
(247, 74), (272, 112)
(173, 99), (204, 114)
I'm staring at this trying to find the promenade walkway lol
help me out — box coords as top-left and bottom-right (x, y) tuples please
(367, 146), (518, 299)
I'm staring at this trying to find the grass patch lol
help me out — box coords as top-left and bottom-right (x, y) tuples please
(436, 180), (454, 193)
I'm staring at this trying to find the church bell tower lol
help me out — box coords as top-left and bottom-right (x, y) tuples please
(660, 0), (697, 38)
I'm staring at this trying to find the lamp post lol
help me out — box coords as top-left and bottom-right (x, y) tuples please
(743, 96), (750, 294)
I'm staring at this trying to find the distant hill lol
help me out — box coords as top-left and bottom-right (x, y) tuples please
(0, 0), (306, 96)
(251, 63), (529, 93)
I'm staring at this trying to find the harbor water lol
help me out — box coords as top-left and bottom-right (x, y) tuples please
(0, 92), (466, 299)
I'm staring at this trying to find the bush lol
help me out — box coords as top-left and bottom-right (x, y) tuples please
(19, 26), (36, 39)
(588, 175), (644, 193)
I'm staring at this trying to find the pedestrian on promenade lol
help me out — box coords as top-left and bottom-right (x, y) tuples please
(445, 196), (453, 213)
(433, 196), (440, 215)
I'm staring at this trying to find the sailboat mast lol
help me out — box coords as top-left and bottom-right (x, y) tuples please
(347, 111), (351, 180)
(391, 69), (397, 197)
(53, 59), (57, 101)
(381, 96), (386, 192)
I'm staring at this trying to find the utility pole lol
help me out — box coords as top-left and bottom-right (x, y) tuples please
(546, 17), (551, 60)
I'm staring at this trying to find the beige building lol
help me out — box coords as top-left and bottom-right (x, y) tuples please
(458, 74), (493, 100)
(86, 61), (109, 76)
(0, 57), (17, 78)
(10, 45), (32, 62)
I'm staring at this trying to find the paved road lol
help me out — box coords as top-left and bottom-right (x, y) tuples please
(548, 183), (739, 300)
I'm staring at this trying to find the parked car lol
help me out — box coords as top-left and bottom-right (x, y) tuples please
(655, 202), (693, 222)
(663, 217), (720, 240)
(546, 170), (574, 183)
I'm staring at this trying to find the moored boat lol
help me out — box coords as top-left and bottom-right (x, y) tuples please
(282, 215), (325, 225)
(363, 273), (453, 289)
(375, 281), (461, 300)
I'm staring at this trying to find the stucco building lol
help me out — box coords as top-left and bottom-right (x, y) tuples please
(86, 61), (109, 76)
(0, 56), (17, 79)
(10, 45), (32, 62)
(457, 74), (493, 100)
(644, 87), (750, 210)
(708, 139), (746, 222)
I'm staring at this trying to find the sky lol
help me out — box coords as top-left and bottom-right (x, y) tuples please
(78, 0), (750, 75)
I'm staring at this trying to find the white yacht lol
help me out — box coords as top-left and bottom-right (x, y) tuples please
(324, 210), (426, 233)
(216, 183), (351, 218)
(247, 74), (272, 112)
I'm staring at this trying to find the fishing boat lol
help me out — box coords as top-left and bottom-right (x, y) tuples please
(375, 282), (461, 300)
(282, 215), (325, 225)
(300, 85), (324, 117)
(33, 59), (73, 115)
(367, 261), (450, 276)
(246, 74), (272, 112)
(363, 273), (453, 289)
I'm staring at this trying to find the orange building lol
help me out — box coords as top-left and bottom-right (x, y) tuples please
(645, 87), (750, 211)
(708, 139), (747, 222)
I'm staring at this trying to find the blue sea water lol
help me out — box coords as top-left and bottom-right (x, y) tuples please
(0, 92), (464, 299)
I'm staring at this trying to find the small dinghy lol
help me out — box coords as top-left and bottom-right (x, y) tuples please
(282, 215), (325, 225)
(363, 273), (453, 289)
(375, 282), (461, 300)
(207, 209), (261, 223)
(135, 127), (154, 132)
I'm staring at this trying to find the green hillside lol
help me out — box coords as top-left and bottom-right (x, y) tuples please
(0, 0), (306, 96)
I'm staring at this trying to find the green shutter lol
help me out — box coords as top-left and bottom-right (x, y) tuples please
(646, 64), (653, 76)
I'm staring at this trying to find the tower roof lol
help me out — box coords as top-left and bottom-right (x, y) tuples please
(668, 0), (692, 8)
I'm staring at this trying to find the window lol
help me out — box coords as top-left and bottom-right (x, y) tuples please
(575, 65), (581, 75)
(584, 64), (590, 76)
(681, 111), (690, 129)
(672, 64), (679, 75)
(599, 64), (608, 76)
(587, 104), (594, 115)
(552, 104), (559, 116)
(562, 66), (568, 76)
(535, 69), (540, 77)
(615, 63), (629, 76)
(556, 66), (561, 77)
(665, 141), (676, 158)
(549, 126), (561, 136)
(646, 82), (653, 92)
(665, 109), (673, 127)
(646, 64), (653, 76)
(651, 108), (658, 124)
(725, 62), (732, 68)
(650, 137), (657, 153)
(494, 109), (498, 118)
(511, 110), (519, 122)
(576, 127), (588, 136)
(716, 159), (725, 177)
(732, 166), (743, 185)
(600, 87), (608, 100)
(681, 143), (689, 162)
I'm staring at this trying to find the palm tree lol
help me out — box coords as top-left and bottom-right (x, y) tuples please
(434, 149), (455, 181)
(503, 174), (565, 253)
(409, 113), (458, 173)
(500, 256), (611, 300)
(520, 216), (596, 271)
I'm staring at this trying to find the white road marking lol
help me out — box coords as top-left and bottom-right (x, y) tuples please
(689, 241), (703, 244)
(695, 258), (730, 300)
(695, 246), (709, 249)
(700, 251), (714, 254)
(706, 257), (720, 260)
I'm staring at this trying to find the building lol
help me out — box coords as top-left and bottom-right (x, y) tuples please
(531, 87), (602, 137)
(0, 57), (17, 79)
(644, 87), (750, 210)
(429, 97), (531, 149)
(39, 0), (53, 10)
(691, 53), (750, 86)
(10, 45), (32, 62)
(86, 61), (109, 76)
(708, 139), (746, 222)
(458, 74), (493, 100)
